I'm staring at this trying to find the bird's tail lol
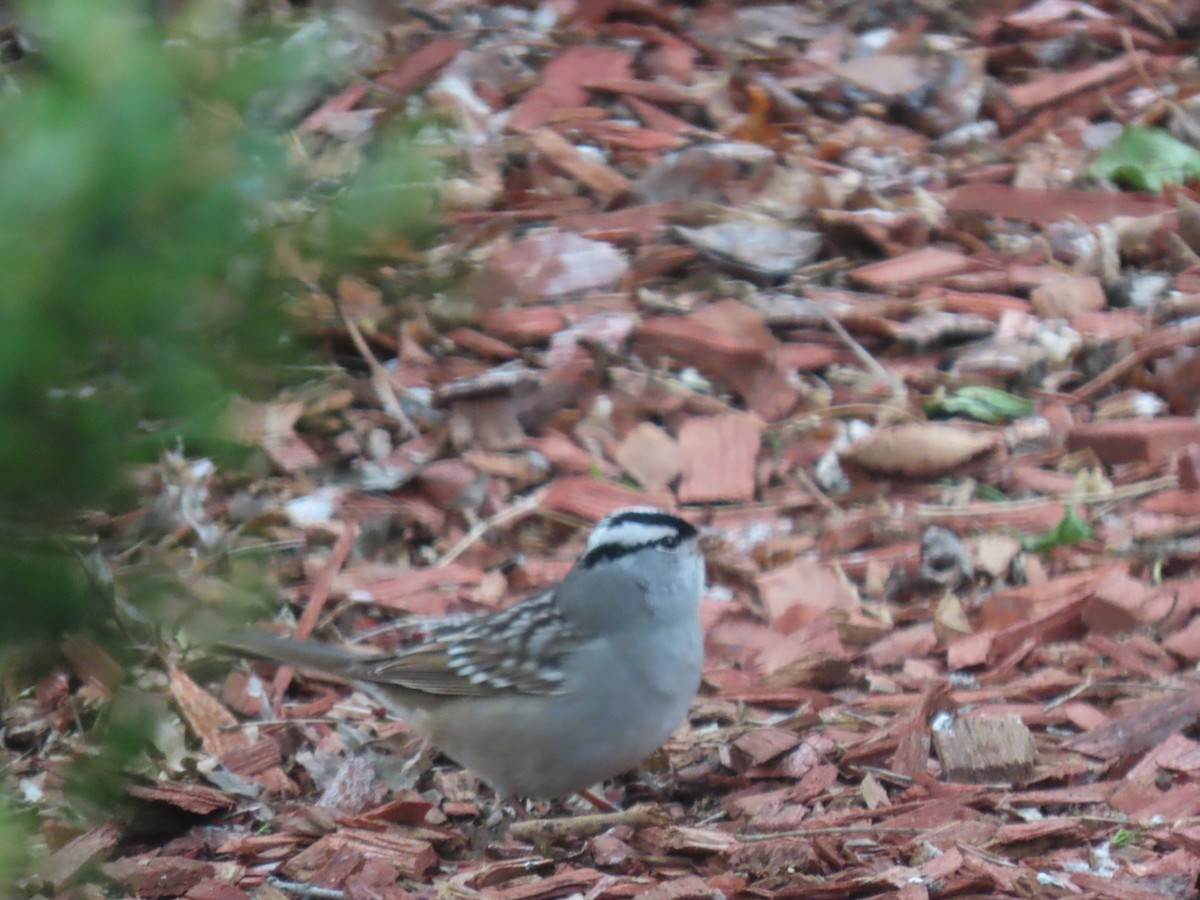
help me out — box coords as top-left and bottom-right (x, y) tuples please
(215, 630), (367, 675)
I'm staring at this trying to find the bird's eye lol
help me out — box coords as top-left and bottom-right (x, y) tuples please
(661, 535), (680, 549)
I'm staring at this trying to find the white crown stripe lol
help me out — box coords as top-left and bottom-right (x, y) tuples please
(586, 520), (685, 552)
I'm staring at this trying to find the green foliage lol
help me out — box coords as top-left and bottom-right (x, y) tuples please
(1089, 125), (1200, 193)
(0, 0), (434, 887)
(0, 796), (36, 897)
(926, 385), (1034, 424)
(0, 0), (430, 636)
(1021, 505), (1094, 552)
(0, 1), (275, 523)
(0, 0), (435, 520)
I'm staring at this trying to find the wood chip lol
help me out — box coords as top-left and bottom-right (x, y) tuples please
(615, 422), (681, 491)
(1068, 689), (1200, 760)
(933, 714), (1036, 784)
(528, 128), (632, 206)
(849, 247), (979, 289)
(40, 823), (121, 891)
(677, 414), (761, 503)
(281, 829), (437, 881)
(1029, 275), (1106, 319)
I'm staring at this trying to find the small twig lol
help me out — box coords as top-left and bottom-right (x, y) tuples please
(737, 825), (927, 842)
(1167, 232), (1200, 268)
(846, 764), (914, 786)
(1065, 816), (1128, 830)
(817, 306), (904, 399)
(792, 464), (842, 516)
(1067, 321), (1200, 404)
(913, 474), (1177, 519)
(509, 803), (667, 841)
(436, 490), (546, 567)
(272, 522), (358, 704)
(1120, 28), (1156, 93)
(336, 300), (418, 439)
(1044, 676), (1094, 711)
(956, 841), (1017, 867)
(694, 808), (731, 827)
(579, 787), (618, 812)
(766, 403), (919, 440)
(622, 354), (756, 421)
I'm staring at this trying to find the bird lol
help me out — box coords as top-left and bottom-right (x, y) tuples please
(219, 506), (705, 800)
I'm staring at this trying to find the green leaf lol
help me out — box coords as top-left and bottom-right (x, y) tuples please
(1089, 125), (1200, 194)
(929, 385), (1034, 424)
(973, 482), (1008, 502)
(1021, 505), (1094, 552)
(1111, 827), (1139, 847)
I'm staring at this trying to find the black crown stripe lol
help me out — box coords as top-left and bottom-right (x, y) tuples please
(579, 515), (697, 570)
(602, 511), (697, 540)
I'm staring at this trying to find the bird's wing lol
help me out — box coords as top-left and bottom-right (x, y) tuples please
(351, 591), (582, 697)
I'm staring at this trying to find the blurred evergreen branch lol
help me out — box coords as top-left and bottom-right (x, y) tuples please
(0, 0), (433, 891)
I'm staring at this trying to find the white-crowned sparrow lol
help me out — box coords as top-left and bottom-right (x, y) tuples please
(220, 507), (705, 799)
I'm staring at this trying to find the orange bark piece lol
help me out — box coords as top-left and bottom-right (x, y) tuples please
(930, 290), (1032, 317)
(542, 475), (674, 521)
(947, 182), (1174, 224)
(575, 119), (687, 151)
(479, 307), (568, 344)
(126, 782), (236, 815)
(1029, 276), (1106, 319)
(756, 560), (859, 627)
(1081, 572), (1157, 634)
(333, 562), (483, 614)
(281, 828), (437, 881)
(42, 823), (121, 892)
(615, 422), (681, 491)
(1070, 308), (1144, 340)
(100, 856), (216, 898)
(677, 414), (761, 503)
(1006, 53), (1143, 112)
(299, 80), (371, 134)
(1068, 689), (1200, 759)
(849, 247), (979, 290)
(527, 431), (621, 477)
(623, 94), (698, 134)
(507, 47), (634, 133)
(584, 77), (700, 105)
(557, 203), (671, 244)
(1067, 416), (1200, 465)
(167, 665), (298, 794)
(374, 39), (464, 96)
(527, 128), (633, 207)
(446, 327), (520, 360)
(1164, 615), (1200, 662)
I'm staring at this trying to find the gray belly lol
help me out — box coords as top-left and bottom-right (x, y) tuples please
(414, 627), (701, 798)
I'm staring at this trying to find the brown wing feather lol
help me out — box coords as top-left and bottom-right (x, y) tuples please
(352, 641), (494, 696)
(348, 591), (580, 697)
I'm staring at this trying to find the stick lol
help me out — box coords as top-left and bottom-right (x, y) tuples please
(272, 521), (358, 704)
(509, 803), (667, 841)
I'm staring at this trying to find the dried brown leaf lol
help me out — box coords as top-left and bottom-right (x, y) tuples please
(840, 424), (998, 477)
